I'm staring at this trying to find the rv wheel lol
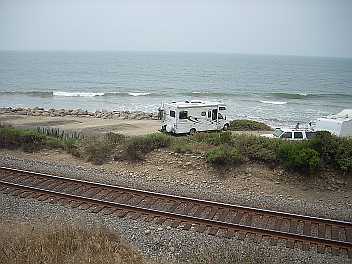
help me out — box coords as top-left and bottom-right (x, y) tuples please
(223, 124), (229, 131)
(189, 128), (196, 135)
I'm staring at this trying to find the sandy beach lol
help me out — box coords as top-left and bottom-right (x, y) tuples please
(0, 113), (160, 136)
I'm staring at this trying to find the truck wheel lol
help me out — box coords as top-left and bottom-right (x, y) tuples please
(223, 124), (229, 131)
(189, 128), (196, 135)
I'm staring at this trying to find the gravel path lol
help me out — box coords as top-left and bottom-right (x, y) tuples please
(0, 154), (352, 263)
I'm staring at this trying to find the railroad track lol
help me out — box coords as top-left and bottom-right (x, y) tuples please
(0, 166), (351, 258)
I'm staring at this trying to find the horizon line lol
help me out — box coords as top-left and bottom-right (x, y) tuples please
(0, 49), (351, 60)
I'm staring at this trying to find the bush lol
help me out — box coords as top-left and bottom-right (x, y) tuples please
(63, 139), (81, 157)
(231, 135), (281, 163)
(118, 133), (171, 161)
(335, 138), (352, 172)
(171, 142), (193, 154)
(306, 131), (352, 172)
(229, 120), (272, 131)
(144, 133), (171, 149)
(0, 127), (46, 152)
(80, 137), (115, 165)
(307, 131), (339, 166)
(206, 145), (243, 166)
(104, 132), (125, 145)
(192, 131), (233, 145)
(278, 143), (320, 172)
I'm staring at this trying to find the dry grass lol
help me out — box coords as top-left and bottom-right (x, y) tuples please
(0, 222), (146, 264)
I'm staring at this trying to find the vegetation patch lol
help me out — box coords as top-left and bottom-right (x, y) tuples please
(229, 119), (273, 131)
(1, 125), (351, 175)
(307, 131), (352, 173)
(115, 133), (171, 161)
(278, 143), (320, 173)
(0, 126), (47, 152)
(170, 141), (194, 154)
(0, 222), (145, 264)
(206, 145), (243, 166)
(192, 131), (233, 145)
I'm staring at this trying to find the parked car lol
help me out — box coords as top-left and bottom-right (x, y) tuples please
(261, 128), (316, 140)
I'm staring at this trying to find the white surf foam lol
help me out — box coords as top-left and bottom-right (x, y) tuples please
(128, 92), (151, 96)
(53, 91), (104, 97)
(260, 100), (288, 105)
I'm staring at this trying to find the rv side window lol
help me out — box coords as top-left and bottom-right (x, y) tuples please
(170, 110), (175, 118)
(208, 111), (211, 118)
(219, 106), (226, 111)
(179, 111), (188, 119)
(218, 113), (224, 119)
(306, 132), (316, 139)
(294, 132), (303, 139)
(281, 132), (292, 139)
(201, 111), (206, 116)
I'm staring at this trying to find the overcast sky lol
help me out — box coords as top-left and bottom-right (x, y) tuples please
(1, 0), (351, 58)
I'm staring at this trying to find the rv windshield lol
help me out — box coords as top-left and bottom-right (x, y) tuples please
(273, 128), (284, 137)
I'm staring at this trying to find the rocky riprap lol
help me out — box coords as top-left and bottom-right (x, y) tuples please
(0, 107), (159, 120)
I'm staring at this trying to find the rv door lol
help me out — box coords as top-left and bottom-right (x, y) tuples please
(212, 109), (218, 121)
(211, 109), (218, 130)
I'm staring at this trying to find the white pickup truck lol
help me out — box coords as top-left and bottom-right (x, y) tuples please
(261, 128), (316, 140)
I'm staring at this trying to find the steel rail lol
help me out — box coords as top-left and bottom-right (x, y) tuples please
(1, 179), (351, 251)
(0, 166), (351, 228)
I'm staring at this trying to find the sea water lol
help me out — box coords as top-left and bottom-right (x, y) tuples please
(0, 51), (351, 126)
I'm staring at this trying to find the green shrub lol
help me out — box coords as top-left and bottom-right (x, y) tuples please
(231, 135), (281, 163)
(80, 137), (115, 165)
(0, 127), (46, 152)
(307, 131), (339, 166)
(206, 145), (243, 166)
(278, 143), (320, 172)
(229, 120), (272, 131)
(63, 139), (81, 157)
(192, 131), (233, 145)
(123, 137), (149, 161)
(104, 132), (125, 145)
(335, 138), (352, 172)
(45, 137), (63, 149)
(144, 133), (171, 149)
(171, 142), (193, 154)
(118, 133), (171, 161)
(306, 131), (352, 172)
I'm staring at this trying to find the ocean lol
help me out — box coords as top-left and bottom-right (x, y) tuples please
(0, 51), (351, 126)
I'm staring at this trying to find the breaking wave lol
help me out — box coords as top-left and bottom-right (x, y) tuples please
(268, 92), (352, 100)
(53, 91), (153, 97)
(1, 90), (351, 101)
(0, 91), (154, 97)
(181, 91), (244, 97)
(127, 92), (152, 96)
(53, 91), (104, 97)
(260, 100), (288, 105)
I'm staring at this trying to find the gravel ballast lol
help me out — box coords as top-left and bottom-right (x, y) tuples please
(0, 153), (352, 263)
(1, 193), (351, 264)
(0, 152), (351, 222)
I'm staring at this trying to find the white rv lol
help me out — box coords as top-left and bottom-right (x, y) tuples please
(159, 100), (230, 134)
(316, 109), (352, 137)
